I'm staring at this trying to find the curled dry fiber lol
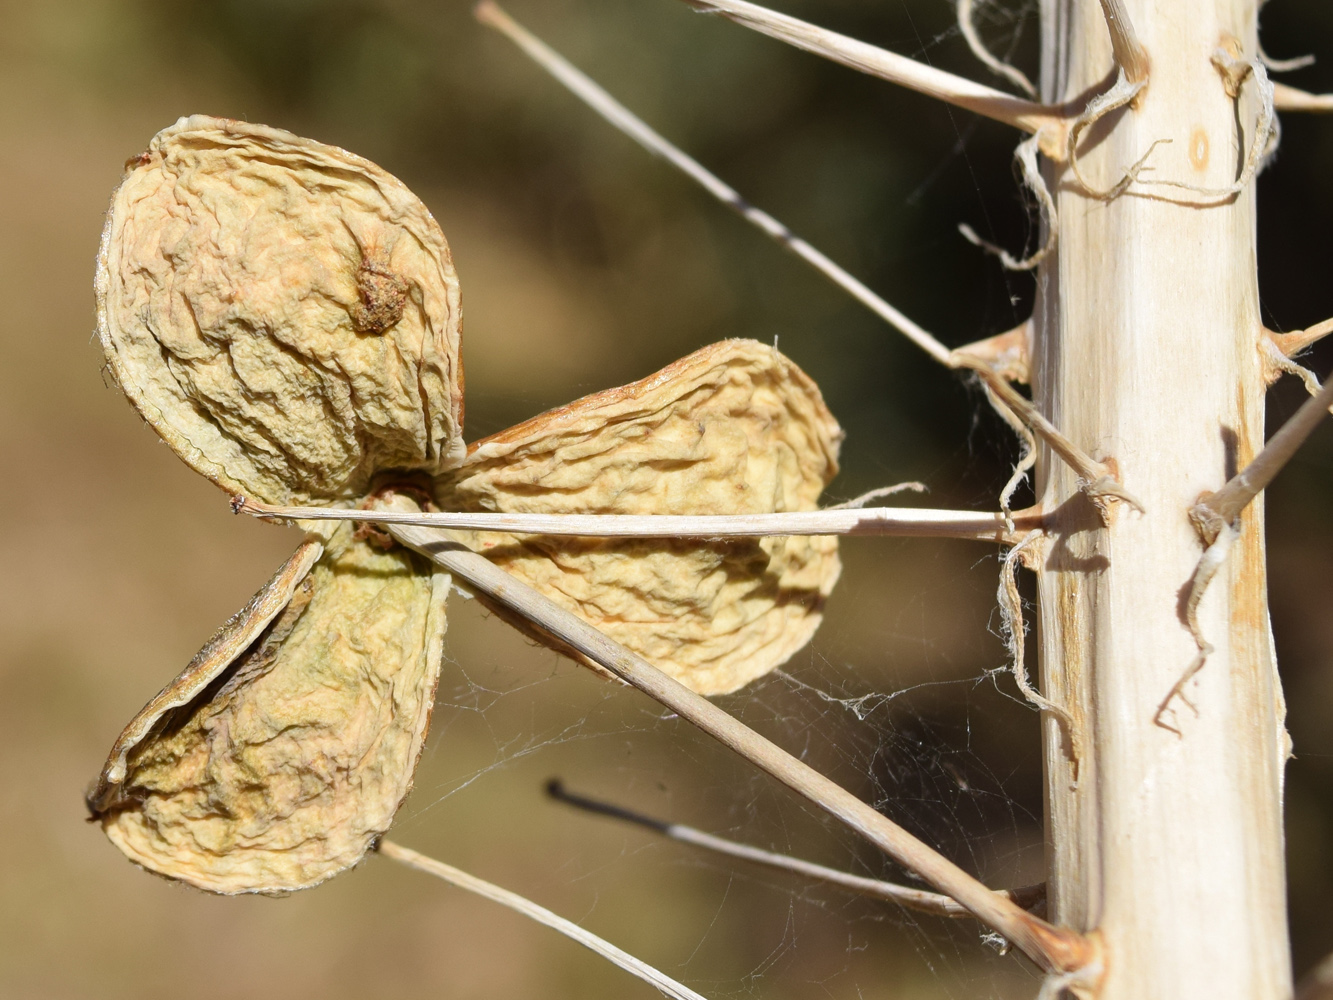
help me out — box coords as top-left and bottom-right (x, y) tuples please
(89, 116), (843, 894)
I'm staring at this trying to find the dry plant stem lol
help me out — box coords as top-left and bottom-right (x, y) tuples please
(474, 0), (952, 367)
(235, 497), (1042, 544)
(387, 523), (1097, 976)
(1122, 53), (1276, 205)
(958, 0), (1038, 97)
(1191, 368), (1333, 545)
(545, 779), (1046, 919)
(1096, 0), (1149, 83)
(1272, 81), (1333, 111)
(1035, 0), (1291, 994)
(377, 840), (710, 1000)
(673, 0), (1070, 154)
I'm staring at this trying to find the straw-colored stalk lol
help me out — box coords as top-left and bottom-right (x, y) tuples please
(1033, 2), (1291, 997)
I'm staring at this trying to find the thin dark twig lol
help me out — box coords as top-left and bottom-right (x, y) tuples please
(545, 779), (1046, 918)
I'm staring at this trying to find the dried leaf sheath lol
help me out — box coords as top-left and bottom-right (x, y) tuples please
(90, 522), (450, 894)
(95, 116), (466, 506)
(437, 340), (843, 695)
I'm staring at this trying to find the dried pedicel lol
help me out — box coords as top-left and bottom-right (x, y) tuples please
(438, 340), (842, 695)
(90, 118), (843, 895)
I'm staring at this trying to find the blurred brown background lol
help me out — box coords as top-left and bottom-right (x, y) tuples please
(2, 1), (1331, 997)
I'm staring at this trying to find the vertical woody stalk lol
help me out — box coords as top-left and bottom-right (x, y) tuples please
(1034, 1), (1290, 997)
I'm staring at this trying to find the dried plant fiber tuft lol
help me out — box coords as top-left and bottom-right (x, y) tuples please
(95, 115), (466, 506)
(89, 505), (449, 894)
(438, 339), (843, 695)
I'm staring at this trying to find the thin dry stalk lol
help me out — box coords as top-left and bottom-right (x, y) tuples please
(235, 497), (1041, 544)
(1273, 81), (1333, 111)
(978, 378), (1037, 518)
(387, 523), (1099, 978)
(1258, 42), (1315, 74)
(671, 0), (1070, 155)
(1096, 0), (1149, 84)
(957, 0), (1038, 98)
(1191, 368), (1333, 545)
(474, 0), (952, 365)
(377, 840), (710, 1000)
(825, 481), (926, 509)
(546, 779), (1046, 918)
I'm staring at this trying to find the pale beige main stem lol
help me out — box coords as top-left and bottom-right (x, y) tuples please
(1035, 1), (1290, 997)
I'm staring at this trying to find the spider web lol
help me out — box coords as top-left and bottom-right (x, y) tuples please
(395, 537), (1048, 1000)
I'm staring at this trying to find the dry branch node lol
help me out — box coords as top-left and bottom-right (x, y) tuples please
(950, 321), (1032, 384)
(1266, 318), (1333, 361)
(1191, 367), (1333, 544)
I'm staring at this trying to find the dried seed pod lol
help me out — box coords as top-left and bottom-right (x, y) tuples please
(95, 115), (466, 506)
(89, 510), (449, 895)
(89, 116), (848, 899)
(437, 339), (843, 695)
